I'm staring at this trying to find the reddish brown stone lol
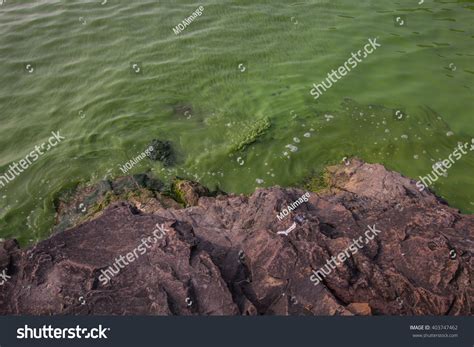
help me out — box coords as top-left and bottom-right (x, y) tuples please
(347, 303), (372, 316)
(0, 160), (472, 316)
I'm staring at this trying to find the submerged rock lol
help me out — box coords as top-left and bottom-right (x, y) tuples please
(173, 104), (193, 119)
(147, 139), (175, 166)
(0, 159), (472, 316)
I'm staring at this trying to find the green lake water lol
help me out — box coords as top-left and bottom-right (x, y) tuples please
(0, 0), (473, 245)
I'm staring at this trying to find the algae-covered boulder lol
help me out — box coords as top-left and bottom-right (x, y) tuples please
(53, 174), (166, 233)
(171, 179), (210, 207)
(147, 139), (175, 166)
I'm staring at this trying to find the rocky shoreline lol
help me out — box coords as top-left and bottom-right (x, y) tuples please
(0, 159), (472, 315)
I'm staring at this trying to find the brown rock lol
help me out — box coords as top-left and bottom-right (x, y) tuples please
(172, 179), (210, 207)
(0, 160), (472, 316)
(347, 303), (372, 316)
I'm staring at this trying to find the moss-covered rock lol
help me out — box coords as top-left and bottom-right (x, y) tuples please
(171, 179), (210, 207)
(53, 173), (218, 232)
(53, 175), (165, 233)
(302, 169), (332, 193)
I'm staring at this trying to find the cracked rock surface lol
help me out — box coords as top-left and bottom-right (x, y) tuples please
(0, 160), (472, 315)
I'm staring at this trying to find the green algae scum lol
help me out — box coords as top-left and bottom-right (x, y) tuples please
(0, 0), (473, 244)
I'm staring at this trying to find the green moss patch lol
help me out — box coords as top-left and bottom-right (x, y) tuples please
(229, 117), (271, 152)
